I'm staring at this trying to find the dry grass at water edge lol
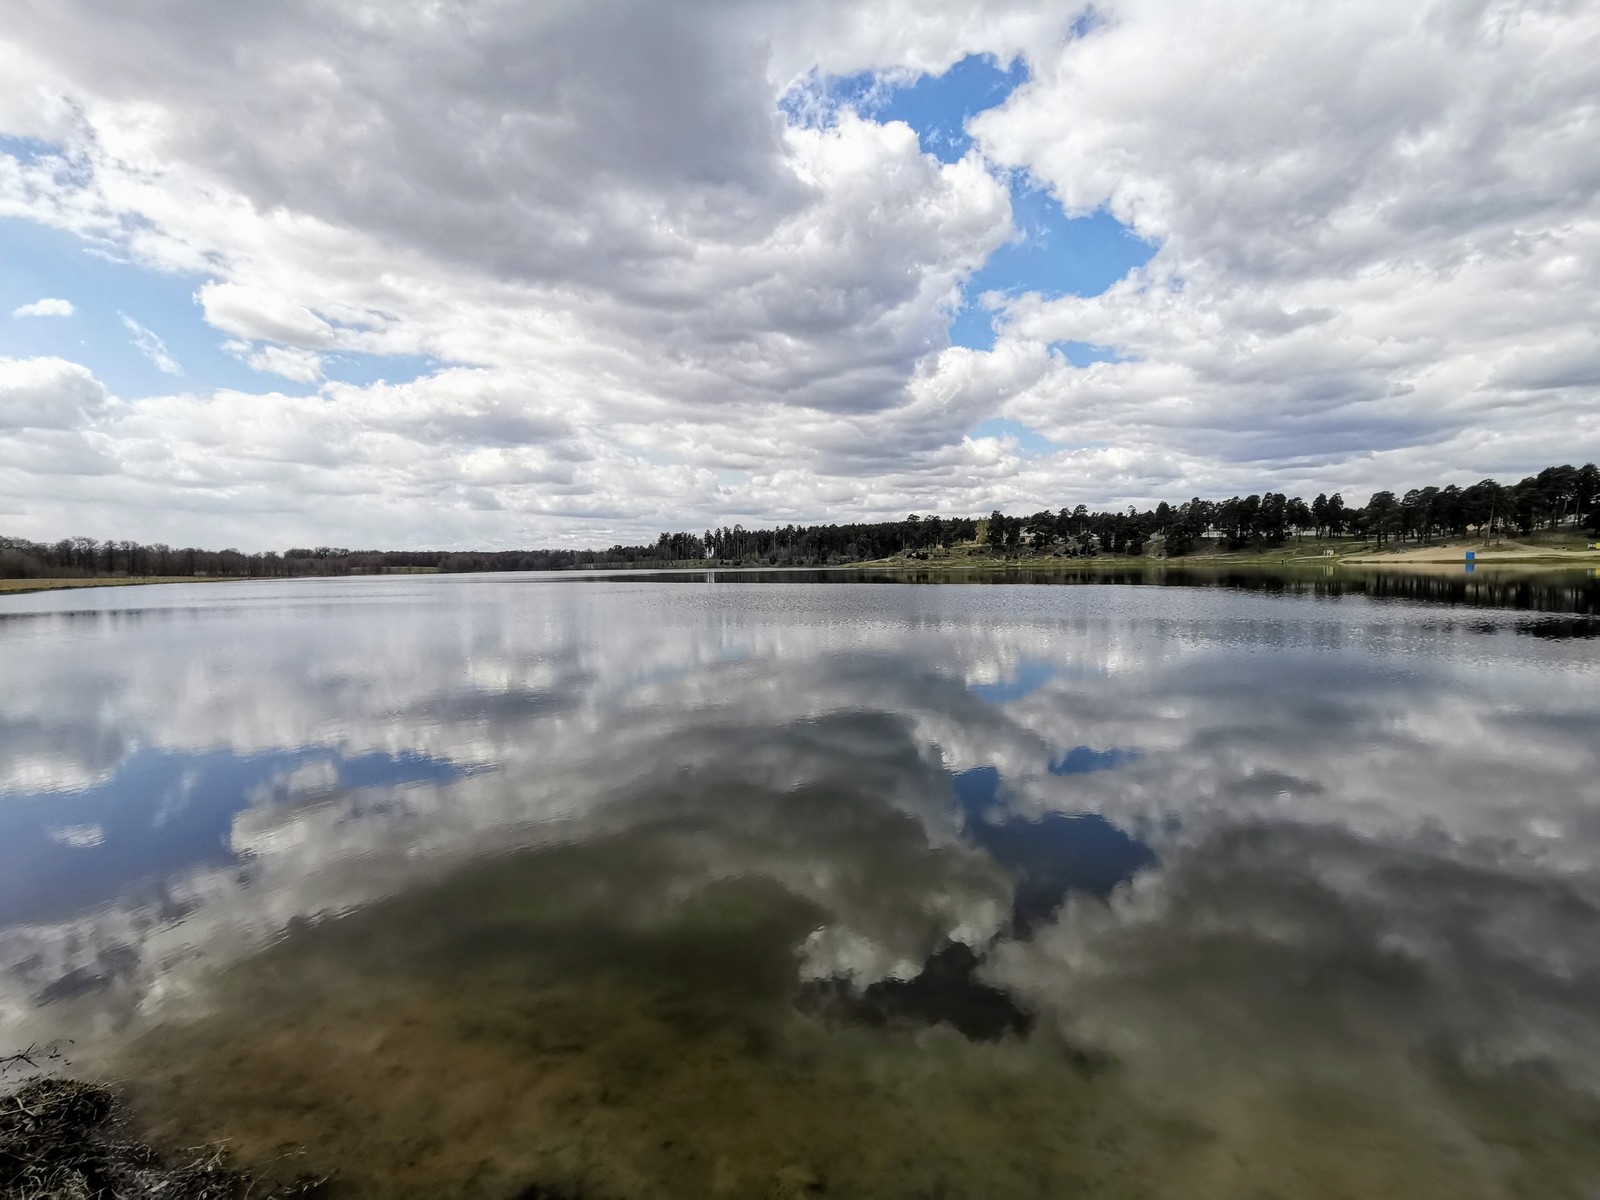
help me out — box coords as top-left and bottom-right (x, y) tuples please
(0, 1049), (323, 1200)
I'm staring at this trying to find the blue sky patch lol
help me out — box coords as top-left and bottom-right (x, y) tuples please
(320, 351), (443, 388)
(0, 217), (268, 400)
(783, 52), (1023, 166)
(1049, 746), (1140, 776)
(0, 209), (440, 398)
(969, 418), (1062, 456)
(0, 134), (58, 167)
(781, 54), (1155, 353)
(0, 217), (297, 397)
(1051, 339), (1128, 368)
(870, 54), (1029, 165)
(955, 196), (1155, 351)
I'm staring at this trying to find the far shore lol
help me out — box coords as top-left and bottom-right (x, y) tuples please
(5, 536), (1595, 597)
(844, 535), (1600, 572)
(1335, 543), (1599, 565)
(0, 576), (240, 596)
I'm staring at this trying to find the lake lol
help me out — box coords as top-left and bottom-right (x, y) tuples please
(2, 569), (1598, 1198)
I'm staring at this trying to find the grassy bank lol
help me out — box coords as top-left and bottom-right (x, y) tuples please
(0, 576), (238, 597)
(848, 534), (1600, 572)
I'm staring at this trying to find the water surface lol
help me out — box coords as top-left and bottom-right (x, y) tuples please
(2, 570), (1598, 1198)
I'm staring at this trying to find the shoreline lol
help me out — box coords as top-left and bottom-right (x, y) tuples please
(5, 545), (1595, 597)
(841, 542), (1600, 572)
(0, 576), (242, 597)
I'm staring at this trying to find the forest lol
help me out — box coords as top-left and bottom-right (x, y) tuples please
(2, 462), (1595, 580)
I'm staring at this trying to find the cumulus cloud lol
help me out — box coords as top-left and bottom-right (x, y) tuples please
(967, 0), (1600, 487)
(0, 0), (1596, 545)
(0, 356), (108, 431)
(11, 298), (73, 318)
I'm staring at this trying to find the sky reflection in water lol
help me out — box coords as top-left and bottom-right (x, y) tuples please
(1, 572), (1598, 1198)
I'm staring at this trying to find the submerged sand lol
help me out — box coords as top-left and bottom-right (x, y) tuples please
(111, 830), (1600, 1200)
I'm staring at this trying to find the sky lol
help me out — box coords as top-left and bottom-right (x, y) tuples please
(0, 0), (1597, 551)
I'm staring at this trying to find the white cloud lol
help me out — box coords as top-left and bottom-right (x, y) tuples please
(0, 0), (1595, 545)
(202, 282), (337, 348)
(0, 356), (108, 431)
(963, 0), (1600, 491)
(223, 340), (323, 384)
(11, 298), (73, 318)
(119, 314), (183, 376)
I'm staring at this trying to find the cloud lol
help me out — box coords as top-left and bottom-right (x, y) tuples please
(0, 356), (108, 431)
(0, 0), (1595, 545)
(201, 283), (337, 349)
(11, 298), (73, 318)
(223, 340), (323, 384)
(964, 0), (1600, 484)
(119, 315), (182, 376)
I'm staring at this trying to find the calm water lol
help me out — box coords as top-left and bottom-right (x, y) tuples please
(2, 570), (1599, 1198)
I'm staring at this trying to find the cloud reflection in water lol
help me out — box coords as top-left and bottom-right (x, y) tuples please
(0, 572), (1597, 1195)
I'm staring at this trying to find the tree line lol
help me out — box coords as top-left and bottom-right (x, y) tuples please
(977, 463), (1598, 558)
(2, 462), (1595, 580)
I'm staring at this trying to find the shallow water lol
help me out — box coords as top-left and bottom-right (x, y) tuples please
(2, 570), (1599, 1198)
